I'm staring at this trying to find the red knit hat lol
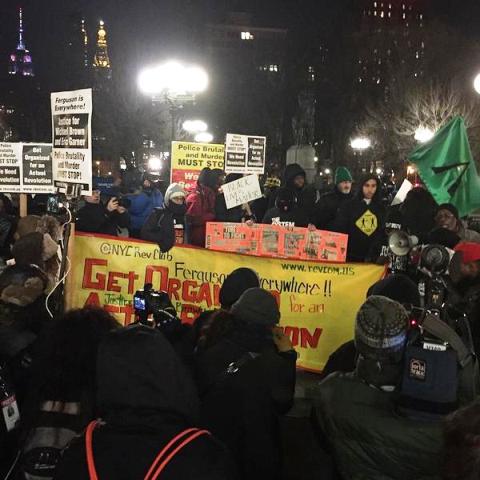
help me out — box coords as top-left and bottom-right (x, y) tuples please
(454, 242), (480, 264)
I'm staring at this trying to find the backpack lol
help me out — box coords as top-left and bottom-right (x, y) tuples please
(85, 421), (210, 480)
(398, 310), (479, 419)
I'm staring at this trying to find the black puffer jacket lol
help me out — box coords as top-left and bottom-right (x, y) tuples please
(195, 323), (296, 480)
(76, 202), (130, 237)
(334, 175), (386, 262)
(314, 186), (353, 231)
(55, 325), (237, 480)
(269, 164), (317, 223)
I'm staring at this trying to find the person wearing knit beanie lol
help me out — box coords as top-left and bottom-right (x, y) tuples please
(334, 167), (354, 190)
(230, 287), (280, 327)
(313, 166), (354, 230)
(435, 203), (480, 243)
(354, 295), (408, 363)
(219, 268), (260, 309)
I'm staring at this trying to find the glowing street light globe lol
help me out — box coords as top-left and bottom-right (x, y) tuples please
(138, 61), (209, 96)
(148, 156), (162, 171)
(414, 127), (435, 144)
(194, 132), (214, 143)
(183, 120), (208, 133)
(350, 137), (371, 150)
(474, 74), (480, 95)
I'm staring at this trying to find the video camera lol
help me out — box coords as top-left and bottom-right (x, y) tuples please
(133, 283), (179, 332)
(388, 231), (454, 313)
(388, 231), (478, 417)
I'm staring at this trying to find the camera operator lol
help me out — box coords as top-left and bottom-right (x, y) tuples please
(76, 186), (130, 237)
(311, 296), (443, 480)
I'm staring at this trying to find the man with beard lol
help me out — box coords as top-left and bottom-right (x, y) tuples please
(141, 183), (187, 252)
(334, 175), (386, 262)
(314, 167), (353, 231)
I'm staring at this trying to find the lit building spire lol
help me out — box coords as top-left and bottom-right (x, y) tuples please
(17, 7), (25, 49)
(81, 17), (88, 67)
(93, 19), (112, 78)
(8, 7), (34, 76)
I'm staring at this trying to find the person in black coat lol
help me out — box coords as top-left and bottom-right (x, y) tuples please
(334, 174), (386, 262)
(262, 188), (309, 228)
(76, 188), (130, 236)
(195, 288), (297, 480)
(270, 164), (317, 223)
(313, 166), (353, 231)
(55, 324), (238, 480)
(141, 183), (187, 251)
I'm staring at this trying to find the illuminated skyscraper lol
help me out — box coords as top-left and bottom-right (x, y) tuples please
(356, 0), (429, 87)
(81, 18), (89, 68)
(93, 20), (112, 79)
(8, 8), (34, 77)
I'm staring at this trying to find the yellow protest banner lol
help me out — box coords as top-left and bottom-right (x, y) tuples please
(171, 141), (225, 191)
(69, 233), (384, 372)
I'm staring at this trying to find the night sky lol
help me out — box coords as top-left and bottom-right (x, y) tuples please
(1, 0), (480, 92)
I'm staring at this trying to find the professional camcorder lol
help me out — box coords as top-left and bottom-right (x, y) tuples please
(388, 231), (478, 417)
(388, 231), (454, 312)
(133, 283), (178, 332)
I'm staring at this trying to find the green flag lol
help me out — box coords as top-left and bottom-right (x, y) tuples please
(409, 116), (480, 217)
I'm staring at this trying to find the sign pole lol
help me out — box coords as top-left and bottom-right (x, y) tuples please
(19, 193), (28, 217)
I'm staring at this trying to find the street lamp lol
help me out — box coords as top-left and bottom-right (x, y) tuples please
(474, 73), (480, 95)
(148, 156), (162, 172)
(414, 127), (434, 143)
(138, 61), (209, 173)
(194, 132), (214, 143)
(183, 120), (208, 134)
(138, 61), (208, 97)
(350, 137), (371, 150)
(324, 168), (331, 175)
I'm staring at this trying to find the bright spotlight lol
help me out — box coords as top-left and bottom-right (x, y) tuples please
(414, 127), (435, 143)
(194, 132), (214, 143)
(148, 156), (162, 171)
(350, 137), (371, 150)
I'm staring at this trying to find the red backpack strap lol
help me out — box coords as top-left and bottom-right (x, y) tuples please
(144, 428), (210, 480)
(85, 420), (100, 480)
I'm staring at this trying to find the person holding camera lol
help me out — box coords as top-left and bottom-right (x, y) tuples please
(195, 288), (296, 480)
(76, 187), (130, 237)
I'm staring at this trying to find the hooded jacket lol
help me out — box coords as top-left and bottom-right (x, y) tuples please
(54, 325), (237, 480)
(195, 301), (296, 480)
(141, 184), (186, 252)
(262, 188), (309, 228)
(334, 175), (386, 262)
(269, 164), (317, 222)
(186, 178), (217, 247)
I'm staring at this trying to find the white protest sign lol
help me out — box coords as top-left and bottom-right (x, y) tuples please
(223, 174), (262, 209)
(0, 143), (54, 194)
(391, 179), (413, 206)
(225, 133), (266, 174)
(51, 88), (92, 195)
(0, 143), (22, 192)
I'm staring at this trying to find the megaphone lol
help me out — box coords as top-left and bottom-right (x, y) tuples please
(388, 231), (419, 256)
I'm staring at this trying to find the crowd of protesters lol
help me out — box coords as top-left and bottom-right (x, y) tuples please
(0, 163), (478, 479)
